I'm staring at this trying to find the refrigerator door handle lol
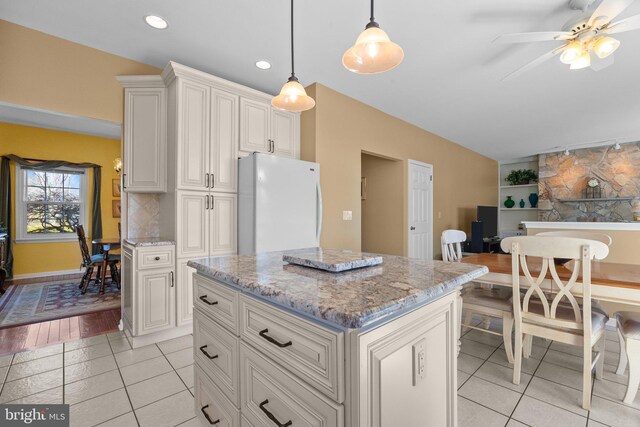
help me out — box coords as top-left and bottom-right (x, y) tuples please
(315, 178), (322, 245)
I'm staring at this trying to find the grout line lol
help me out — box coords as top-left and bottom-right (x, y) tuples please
(107, 337), (141, 427)
(0, 354), (15, 398)
(458, 395), (511, 421)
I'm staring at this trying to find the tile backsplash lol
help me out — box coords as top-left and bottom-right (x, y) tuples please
(127, 193), (160, 238)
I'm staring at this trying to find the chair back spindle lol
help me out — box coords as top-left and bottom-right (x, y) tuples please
(441, 229), (466, 262)
(76, 225), (92, 267)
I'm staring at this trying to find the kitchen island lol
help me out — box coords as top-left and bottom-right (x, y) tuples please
(188, 248), (487, 427)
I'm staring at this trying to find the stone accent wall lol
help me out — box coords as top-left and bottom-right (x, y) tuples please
(538, 143), (640, 222)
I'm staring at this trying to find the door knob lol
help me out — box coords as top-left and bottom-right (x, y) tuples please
(410, 226), (416, 230)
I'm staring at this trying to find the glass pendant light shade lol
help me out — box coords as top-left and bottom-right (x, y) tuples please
(272, 77), (315, 112)
(593, 37), (620, 59)
(343, 25), (404, 74)
(560, 42), (584, 65)
(570, 51), (591, 70)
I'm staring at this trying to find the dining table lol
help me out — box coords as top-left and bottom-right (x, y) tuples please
(460, 253), (640, 307)
(91, 237), (121, 292)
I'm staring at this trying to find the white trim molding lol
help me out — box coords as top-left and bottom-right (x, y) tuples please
(523, 221), (640, 231)
(12, 268), (83, 280)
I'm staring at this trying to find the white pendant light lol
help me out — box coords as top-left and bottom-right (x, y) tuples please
(593, 37), (620, 59)
(343, 0), (404, 74)
(560, 42), (583, 65)
(272, 0), (315, 112)
(570, 51), (591, 70)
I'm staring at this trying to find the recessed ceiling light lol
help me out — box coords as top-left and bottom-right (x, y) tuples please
(144, 15), (168, 30)
(255, 61), (271, 70)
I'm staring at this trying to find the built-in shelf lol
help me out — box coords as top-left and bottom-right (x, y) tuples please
(499, 183), (538, 189)
(500, 208), (538, 211)
(558, 197), (635, 203)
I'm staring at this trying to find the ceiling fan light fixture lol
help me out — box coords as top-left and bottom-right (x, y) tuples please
(569, 51), (591, 69)
(272, 76), (315, 112)
(593, 36), (620, 58)
(560, 42), (584, 64)
(343, 0), (404, 74)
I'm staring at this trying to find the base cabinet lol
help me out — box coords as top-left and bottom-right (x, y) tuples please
(193, 272), (457, 427)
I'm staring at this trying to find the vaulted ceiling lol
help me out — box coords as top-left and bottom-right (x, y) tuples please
(2, 0), (640, 160)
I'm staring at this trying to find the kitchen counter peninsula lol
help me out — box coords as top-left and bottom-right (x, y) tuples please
(188, 248), (487, 427)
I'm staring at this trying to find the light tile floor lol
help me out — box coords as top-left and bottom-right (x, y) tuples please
(0, 332), (196, 427)
(0, 319), (638, 426)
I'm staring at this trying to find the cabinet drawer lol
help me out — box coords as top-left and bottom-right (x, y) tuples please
(239, 295), (344, 402)
(194, 274), (239, 335)
(194, 309), (240, 406)
(137, 247), (174, 270)
(240, 343), (343, 427)
(195, 363), (240, 427)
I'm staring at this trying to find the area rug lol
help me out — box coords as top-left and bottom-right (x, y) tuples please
(0, 279), (120, 328)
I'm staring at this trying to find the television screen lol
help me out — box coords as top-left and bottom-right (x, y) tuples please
(477, 206), (498, 239)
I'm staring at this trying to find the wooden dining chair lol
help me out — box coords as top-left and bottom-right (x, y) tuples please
(441, 229), (515, 363)
(76, 225), (120, 295)
(501, 236), (610, 410)
(614, 311), (640, 404)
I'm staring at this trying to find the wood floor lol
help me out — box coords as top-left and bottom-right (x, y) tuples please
(0, 308), (121, 355)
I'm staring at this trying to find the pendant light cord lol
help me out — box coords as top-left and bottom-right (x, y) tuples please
(366, 0), (379, 28)
(290, 0), (295, 78)
(370, 0), (375, 23)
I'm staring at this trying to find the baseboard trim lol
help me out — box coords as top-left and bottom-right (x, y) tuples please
(12, 269), (83, 280)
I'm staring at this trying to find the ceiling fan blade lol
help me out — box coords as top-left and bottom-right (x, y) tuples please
(502, 46), (566, 81)
(493, 31), (574, 44)
(605, 13), (640, 33)
(591, 54), (615, 71)
(588, 0), (635, 25)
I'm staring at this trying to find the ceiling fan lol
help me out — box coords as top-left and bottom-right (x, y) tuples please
(495, 0), (640, 80)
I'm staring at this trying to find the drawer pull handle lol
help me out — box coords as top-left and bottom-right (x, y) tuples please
(259, 329), (292, 348)
(199, 345), (219, 360)
(200, 405), (220, 425)
(259, 399), (292, 427)
(199, 295), (218, 306)
(154, 256), (160, 261)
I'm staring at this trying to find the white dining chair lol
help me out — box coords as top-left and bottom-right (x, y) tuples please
(501, 236), (610, 410)
(441, 229), (515, 363)
(536, 231), (613, 246)
(614, 311), (640, 404)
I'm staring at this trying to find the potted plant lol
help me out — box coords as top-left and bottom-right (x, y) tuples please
(505, 169), (538, 186)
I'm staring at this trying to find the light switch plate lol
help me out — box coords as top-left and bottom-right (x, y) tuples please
(413, 338), (426, 386)
(342, 210), (353, 220)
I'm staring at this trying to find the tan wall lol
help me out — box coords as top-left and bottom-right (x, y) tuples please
(361, 153), (404, 255)
(526, 227), (640, 266)
(301, 84), (499, 258)
(0, 19), (160, 123)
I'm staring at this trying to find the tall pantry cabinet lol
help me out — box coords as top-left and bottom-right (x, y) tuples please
(119, 62), (300, 346)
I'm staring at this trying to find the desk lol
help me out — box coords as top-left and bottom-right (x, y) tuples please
(461, 253), (640, 306)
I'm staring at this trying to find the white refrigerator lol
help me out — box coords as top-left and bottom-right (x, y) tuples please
(238, 153), (322, 254)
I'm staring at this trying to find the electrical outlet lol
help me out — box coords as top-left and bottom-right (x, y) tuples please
(342, 210), (353, 221)
(412, 338), (426, 386)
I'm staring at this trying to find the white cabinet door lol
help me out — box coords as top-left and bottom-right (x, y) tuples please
(177, 259), (195, 326)
(123, 87), (166, 192)
(210, 193), (237, 256)
(271, 109), (298, 159)
(137, 270), (174, 335)
(210, 89), (238, 193)
(177, 191), (210, 259)
(239, 98), (270, 153)
(177, 80), (210, 191)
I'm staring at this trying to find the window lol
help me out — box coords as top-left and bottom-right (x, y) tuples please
(16, 165), (88, 242)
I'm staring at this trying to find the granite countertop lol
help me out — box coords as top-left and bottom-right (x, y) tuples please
(123, 237), (176, 247)
(188, 248), (488, 329)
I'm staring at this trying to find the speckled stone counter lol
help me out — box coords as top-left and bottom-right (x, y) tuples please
(188, 248), (488, 329)
(123, 237), (175, 247)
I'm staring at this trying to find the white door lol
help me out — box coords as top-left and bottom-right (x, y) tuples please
(270, 109), (297, 158)
(137, 270), (174, 335)
(210, 89), (239, 192)
(408, 160), (433, 260)
(177, 191), (210, 259)
(239, 98), (270, 153)
(210, 193), (237, 256)
(177, 80), (210, 191)
(176, 259), (195, 326)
